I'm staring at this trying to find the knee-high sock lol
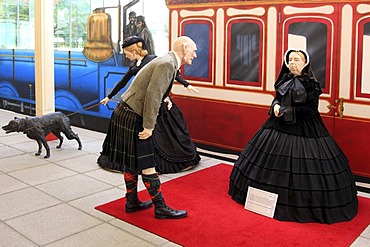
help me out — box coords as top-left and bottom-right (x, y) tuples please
(142, 173), (164, 202)
(124, 167), (139, 195)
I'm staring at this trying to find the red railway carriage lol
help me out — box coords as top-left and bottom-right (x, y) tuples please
(165, 0), (370, 178)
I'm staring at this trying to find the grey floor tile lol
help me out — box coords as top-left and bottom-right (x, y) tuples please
(71, 139), (103, 154)
(35, 174), (113, 201)
(110, 219), (172, 246)
(44, 223), (155, 247)
(0, 145), (25, 159)
(9, 164), (77, 186)
(0, 153), (49, 173)
(55, 154), (100, 173)
(5, 204), (102, 246)
(74, 128), (106, 140)
(360, 224), (370, 238)
(0, 222), (37, 247)
(161, 242), (182, 247)
(41, 143), (90, 162)
(5, 141), (43, 155)
(69, 188), (125, 221)
(0, 187), (61, 220)
(0, 133), (34, 145)
(84, 168), (125, 186)
(69, 134), (100, 144)
(0, 173), (28, 194)
(351, 236), (370, 247)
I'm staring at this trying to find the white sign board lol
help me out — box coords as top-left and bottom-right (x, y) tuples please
(244, 186), (278, 218)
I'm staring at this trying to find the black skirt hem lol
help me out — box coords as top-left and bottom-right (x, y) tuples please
(155, 151), (201, 174)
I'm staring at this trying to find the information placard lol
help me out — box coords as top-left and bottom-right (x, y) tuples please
(244, 186), (278, 218)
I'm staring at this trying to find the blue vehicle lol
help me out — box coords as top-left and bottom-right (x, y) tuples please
(0, 0), (142, 132)
(0, 47), (131, 131)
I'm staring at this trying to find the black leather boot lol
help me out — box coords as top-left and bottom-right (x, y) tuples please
(154, 199), (187, 219)
(125, 193), (153, 213)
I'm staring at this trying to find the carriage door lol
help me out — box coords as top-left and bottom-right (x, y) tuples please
(334, 3), (370, 178)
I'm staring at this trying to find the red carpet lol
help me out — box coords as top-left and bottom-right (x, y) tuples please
(95, 164), (370, 247)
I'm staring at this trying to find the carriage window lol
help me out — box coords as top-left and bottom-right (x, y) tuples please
(229, 22), (260, 84)
(288, 22), (327, 89)
(360, 22), (370, 94)
(183, 23), (210, 80)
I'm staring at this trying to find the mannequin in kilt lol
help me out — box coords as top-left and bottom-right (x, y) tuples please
(98, 36), (198, 219)
(99, 36), (200, 175)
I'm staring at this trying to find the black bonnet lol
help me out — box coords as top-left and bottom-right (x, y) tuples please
(122, 36), (145, 49)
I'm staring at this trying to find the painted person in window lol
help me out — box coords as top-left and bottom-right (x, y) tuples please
(97, 36), (198, 219)
(135, 15), (155, 55)
(124, 11), (137, 39)
(99, 35), (200, 174)
(228, 49), (358, 224)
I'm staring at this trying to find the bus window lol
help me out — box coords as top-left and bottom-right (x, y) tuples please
(183, 22), (211, 80)
(229, 22), (260, 84)
(288, 22), (328, 90)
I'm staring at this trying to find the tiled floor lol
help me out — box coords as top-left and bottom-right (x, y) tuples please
(0, 108), (369, 247)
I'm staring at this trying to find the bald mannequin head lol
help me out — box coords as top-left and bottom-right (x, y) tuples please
(173, 36), (197, 66)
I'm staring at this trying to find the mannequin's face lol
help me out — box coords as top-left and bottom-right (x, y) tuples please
(288, 52), (306, 76)
(123, 49), (136, 61)
(182, 42), (197, 66)
(136, 21), (143, 30)
(129, 16), (135, 24)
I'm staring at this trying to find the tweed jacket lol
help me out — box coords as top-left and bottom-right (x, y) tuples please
(121, 51), (179, 130)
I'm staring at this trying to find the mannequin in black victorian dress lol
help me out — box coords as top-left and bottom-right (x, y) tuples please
(228, 49), (358, 224)
(153, 73), (201, 174)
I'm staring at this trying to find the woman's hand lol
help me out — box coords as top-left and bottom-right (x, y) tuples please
(187, 85), (199, 93)
(100, 97), (109, 106)
(274, 104), (282, 117)
(164, 97), (173, 110)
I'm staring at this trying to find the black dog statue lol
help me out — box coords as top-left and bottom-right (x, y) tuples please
(2, 112), (82, 158)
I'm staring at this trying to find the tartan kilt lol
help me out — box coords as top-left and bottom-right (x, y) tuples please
(97, 102), (155, 172)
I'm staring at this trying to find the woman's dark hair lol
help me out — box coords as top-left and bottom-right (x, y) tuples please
(136, 15), (146, 28)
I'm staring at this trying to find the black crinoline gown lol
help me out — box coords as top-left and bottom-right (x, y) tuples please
(153, 100), (201, 174)
(228, 51), (358, 224)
